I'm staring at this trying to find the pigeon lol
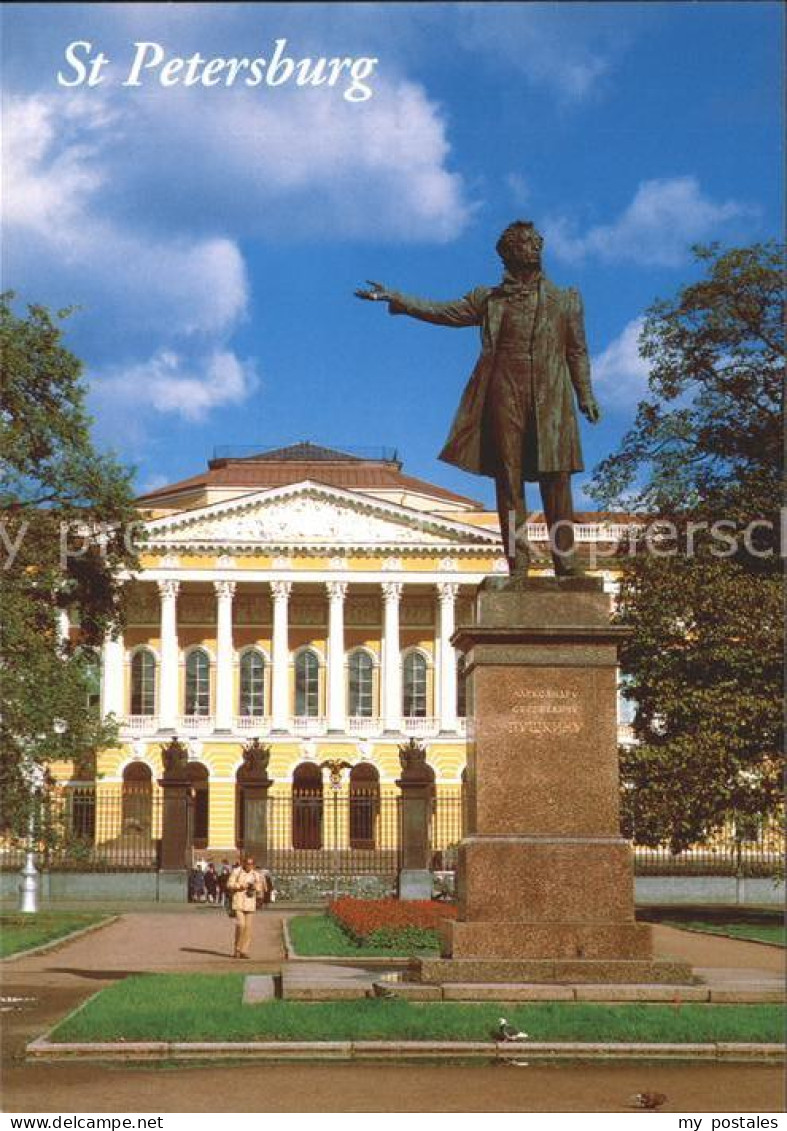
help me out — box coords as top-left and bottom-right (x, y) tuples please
(628, 1092), (668, 1110)
(371, 983), (397, 999)
(495, 1017), (529, 1042)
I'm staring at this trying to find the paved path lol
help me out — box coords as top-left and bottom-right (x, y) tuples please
(4, 906), (285, 985)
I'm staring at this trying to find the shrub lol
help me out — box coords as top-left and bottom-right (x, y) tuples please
(328, 897), (457, 950)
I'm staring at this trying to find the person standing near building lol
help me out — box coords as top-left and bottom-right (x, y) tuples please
(227, 856), (263, 958)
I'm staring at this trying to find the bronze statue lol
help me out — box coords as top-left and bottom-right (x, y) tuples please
(356, 220), (600, 578)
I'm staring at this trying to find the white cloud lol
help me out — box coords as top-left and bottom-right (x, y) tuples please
(96, 348), (259, 423)
(506, 173), (530, 207)
(592, 318), (650, 406)
(456, 5), (617, 102)
(3, 93), (109, 231)
(545, 177), (752, 266)
(4, 90), (249, 338)
(111, 77), (471, 242)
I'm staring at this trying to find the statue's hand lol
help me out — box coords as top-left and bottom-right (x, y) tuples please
(355, 280), (392, 303)
(580, 397), (601, 424)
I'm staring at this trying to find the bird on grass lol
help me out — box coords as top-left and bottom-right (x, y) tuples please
(495, 1017), (529, 1042)
(628, 1092), (668, 1110)
(371, 983), (397, 999)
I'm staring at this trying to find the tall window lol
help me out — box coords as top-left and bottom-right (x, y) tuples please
(130, 649), (156, 715)
(402, 652), (427, 717)
(185, 649), (210, 716)
(240, 650), (265, 717)
(295, 649), (320, 717)
(349, 763), (380, 849)
(348, 650), (374, 717)
(122, 761), (153, 836)
(292, 762), (323, 849)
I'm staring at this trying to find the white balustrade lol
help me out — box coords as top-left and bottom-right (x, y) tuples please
(402, 716), (438, 735)
(179, 715), (215, 733)
(121, 715), (159, 735)
(235, 715), (272, 733)
(347, 715), (382, 735)
(292, 715), (327, 735)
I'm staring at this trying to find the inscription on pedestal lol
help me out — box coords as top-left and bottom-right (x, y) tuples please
(507, 688), (582, 737)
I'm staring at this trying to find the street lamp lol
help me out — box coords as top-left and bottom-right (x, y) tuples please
(18, 720), (64, 914)
(18, 763), (45, 914)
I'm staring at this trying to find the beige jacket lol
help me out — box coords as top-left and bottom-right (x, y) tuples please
(227, 866), (262, 912)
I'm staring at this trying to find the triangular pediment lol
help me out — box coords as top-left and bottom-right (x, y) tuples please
(145, 480), (499, 552)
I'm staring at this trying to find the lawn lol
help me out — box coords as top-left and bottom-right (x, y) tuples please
(0, 912), (111, 958)
(640, 907), (785, 948)
(288, 914), (440, 957)
(49, 973), (782, 1044)
(663, 920), (785, 947)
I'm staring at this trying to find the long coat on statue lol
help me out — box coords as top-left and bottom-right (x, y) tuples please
(388, 277), (593, 481)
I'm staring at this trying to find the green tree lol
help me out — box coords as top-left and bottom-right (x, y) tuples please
(0, 294), (140, 835)
(590, 244), (783, 852)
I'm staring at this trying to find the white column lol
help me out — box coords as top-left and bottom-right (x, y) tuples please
(100, 631), (125, 719)
(437, 582), (459, 733)
(157, 580), (180, 731)
(326, 581), (348, 732)
(381, 582), (403, 732)
(271, 580), (292, 731)
(214, 580), (236, 731)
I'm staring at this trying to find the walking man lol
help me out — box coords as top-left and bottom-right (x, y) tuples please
(227, 855), (263, 959)
(356, 220), (600, 578)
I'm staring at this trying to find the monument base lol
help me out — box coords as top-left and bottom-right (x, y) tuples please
(441, 576), (696, 988)
(414, 956), (695, 985)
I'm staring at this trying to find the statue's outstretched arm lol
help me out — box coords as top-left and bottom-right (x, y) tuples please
(356, 281), (483, 328)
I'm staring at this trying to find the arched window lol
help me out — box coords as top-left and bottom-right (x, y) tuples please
(402, 652), (427, 717)
(456, 653), (467, 718)
(130, 649), (156, 716)
(292, 762), (322, 849)
(185, 649), (210, 716)
(295, 649), (320, 717)
(186, 762), (209, 846)
(348, 650), (374, 717)
(122, 761), (152, 836)
(239, 650), (265, 717)
(349, 763), (380, 849)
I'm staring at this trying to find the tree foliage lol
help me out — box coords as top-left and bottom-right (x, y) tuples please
(589, 244), (784, 851)
(0, 294), (140, 834)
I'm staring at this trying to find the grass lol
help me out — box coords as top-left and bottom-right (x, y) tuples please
(0, 912), (111, 958)
(288, 914), (440, 957)
(639, 907), (785, 948)
(662, 920), (785, 947)
(49, 973), (783, 1045)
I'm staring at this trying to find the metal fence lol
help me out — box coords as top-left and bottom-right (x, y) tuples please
(0, 781), (781, 880)
(266, 788), (401, 878)
(632, 829), (784, 878)
(1, 787), (162, 871)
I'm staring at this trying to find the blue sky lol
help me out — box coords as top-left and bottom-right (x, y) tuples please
(3, 2), (782, 508)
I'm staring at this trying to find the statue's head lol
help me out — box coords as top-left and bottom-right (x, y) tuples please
(496, 220), (544, 272)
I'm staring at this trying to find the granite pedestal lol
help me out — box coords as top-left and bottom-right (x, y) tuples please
(415, 576), (693, 986)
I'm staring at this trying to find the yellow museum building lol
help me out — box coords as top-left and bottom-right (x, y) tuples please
(55, 443), (631, 864)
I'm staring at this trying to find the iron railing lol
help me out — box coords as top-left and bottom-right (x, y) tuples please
(0, 787), (162, 871)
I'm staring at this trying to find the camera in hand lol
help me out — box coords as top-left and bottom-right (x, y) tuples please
(246, 883), (256, 897)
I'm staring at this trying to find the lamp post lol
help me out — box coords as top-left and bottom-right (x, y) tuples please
(18, 763), (45, 914)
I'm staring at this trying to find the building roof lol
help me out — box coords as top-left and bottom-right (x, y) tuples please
(136, 443), (484, 509)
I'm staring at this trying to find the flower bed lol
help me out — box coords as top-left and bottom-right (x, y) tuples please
(328, 897), (457, 951)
